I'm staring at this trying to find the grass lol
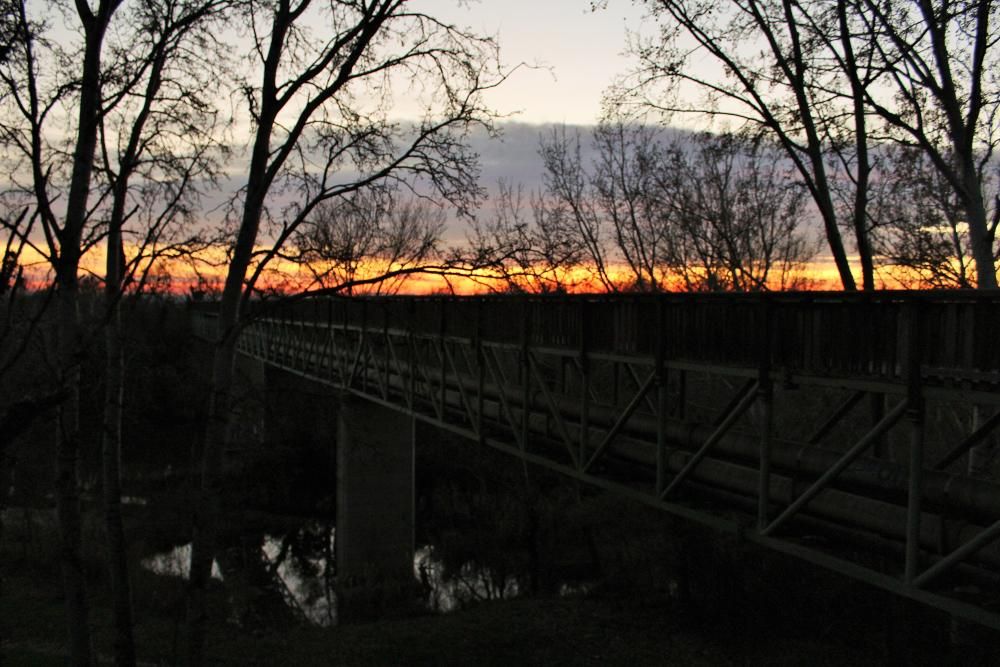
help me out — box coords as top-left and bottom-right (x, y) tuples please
(0, 501), (967, 667)
(1, 561), (898, 667)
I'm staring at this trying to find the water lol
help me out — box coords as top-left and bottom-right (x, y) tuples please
(140, 542), (224, 581)
(415, 545), (520, 612)
(141, 528), (523, 625)
(141, 522), (337, 626)
(260, 528), (337, 626)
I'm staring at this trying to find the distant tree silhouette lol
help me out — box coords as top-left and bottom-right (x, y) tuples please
(500, 123), (814, 292)
(288, 190), (445, 295)
(466, 180), (585, 293)
(868, 145), (989, 288)
(656, 131), (815, 291)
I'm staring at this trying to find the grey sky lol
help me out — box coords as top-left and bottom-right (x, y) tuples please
(413, 0), (649, 124)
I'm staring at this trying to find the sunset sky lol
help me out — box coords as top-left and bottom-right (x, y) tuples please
(14, 0), (861, 294)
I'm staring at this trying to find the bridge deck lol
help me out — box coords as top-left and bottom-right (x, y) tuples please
(193, 291), (1000, 630)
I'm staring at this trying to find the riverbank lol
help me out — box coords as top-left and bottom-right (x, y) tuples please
(2, 565), (896, 667)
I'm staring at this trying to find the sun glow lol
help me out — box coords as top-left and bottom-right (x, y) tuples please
(11, 240), (850, 296)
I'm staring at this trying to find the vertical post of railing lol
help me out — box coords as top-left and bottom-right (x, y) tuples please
(655, 297), (667, 496)
(904, 301), (925, 583)
(326, 299), (334, 380)
(613, 357), (620, 407)
(757, 295), (774, 530)
(676, 370), (686, 420)
(382, 305), (390, 401)
(439, 300), (447, 419)
(677, 298), (694, 421)
(476, 299), (484, 443)
(579, 298), (590, 470)
(968, 296), (990, 476)
(361, 299), (368, 394)
(407, 300), (416, 411)
(341, 300), (350, 389)
(520, 299), (530, 452)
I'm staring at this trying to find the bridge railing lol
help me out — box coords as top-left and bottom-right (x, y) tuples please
(258, 291), (1000, 389)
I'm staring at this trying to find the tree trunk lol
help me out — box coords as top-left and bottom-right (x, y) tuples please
(55, 286), (93, 667)
(103, 297), (136, 666)
(52, 3), (116, 660)
(187, 87), (273, 662)
(186, 323), (238, 667)
(962, 171), (998, 289)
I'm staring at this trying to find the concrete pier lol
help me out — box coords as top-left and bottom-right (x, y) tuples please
(335, 393), (415, 587)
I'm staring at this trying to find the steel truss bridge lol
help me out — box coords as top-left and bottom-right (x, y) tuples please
(195, 291), (1000, 630)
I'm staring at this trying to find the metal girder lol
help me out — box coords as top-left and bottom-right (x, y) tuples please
(583, 372), (655, 473)
(915, 519), (1000, 588)
(806, 390), (866, 445)
(934, 409), (1000, 471)
(660, 381), (760, 499)
(761, 400), (908, 537)
(192, 291), (1000, 631)
(527, 351), (579, 468)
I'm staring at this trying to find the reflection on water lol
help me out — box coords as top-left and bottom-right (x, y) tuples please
(141, 525), (522, 625)
(261, 527), (337, 626)
(141, 543), (223, 581)
(415, 545), (520, 612)
(141, 523), (338, 627)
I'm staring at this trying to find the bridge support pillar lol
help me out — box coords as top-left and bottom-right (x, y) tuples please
(335, 393), (415, 620)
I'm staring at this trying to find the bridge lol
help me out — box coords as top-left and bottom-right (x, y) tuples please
(193, 291), (1000, 630)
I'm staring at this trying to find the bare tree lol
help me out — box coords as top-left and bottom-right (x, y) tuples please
(92, 2), (229, 663)
(466, 180), (585, 293)
(0, 1), (229, 662)
(610, 0), (864, 289)
(289, 188), (445, 294)
(538, 127), (619, 291)
(186, 2), (503, 663)
(590, 122), (674, 290)
(535, 123), (814, 292)
(0, 2), (124, 662)
(868, 144), (986, 288)
(851, 0), (999, 288)
(610, 0), (999, 289)
(0, 208), (57, 455)
(657, 132), (815, 291)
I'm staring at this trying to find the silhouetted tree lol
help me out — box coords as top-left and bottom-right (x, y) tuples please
(852, 0), (999, 288)
(94, 2), (229, 663)
(187, 2), (503, 664)
(610, 0), (863, 289)
(466, 180), (584, 293)
(0, 1), (228, 662)
(534, 123), (814, 291)
(0, 3), (122, 661)
(868, 145), (988, 288)
(538, 127), (619, 291)
(609, 0), (1000, 289)
(289, 189), (444, 294)
(657, 132), (815, 291)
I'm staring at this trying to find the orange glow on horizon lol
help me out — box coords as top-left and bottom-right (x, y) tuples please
(13, 243), (855, 296)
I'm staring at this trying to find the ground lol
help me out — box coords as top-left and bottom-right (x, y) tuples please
(2, 567), (897, 667)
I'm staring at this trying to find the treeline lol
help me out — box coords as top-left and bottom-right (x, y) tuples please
(466, 124), (997, 293)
